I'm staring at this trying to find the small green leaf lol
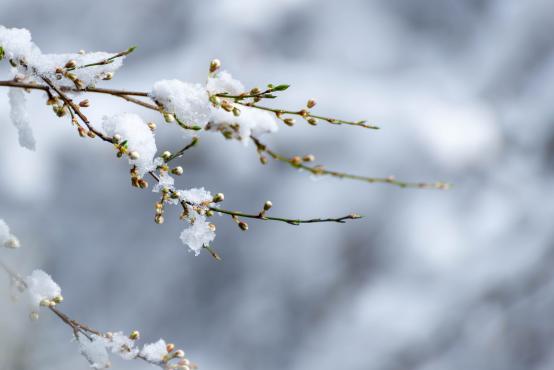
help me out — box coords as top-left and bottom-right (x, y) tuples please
(127, 46), (137, 54)
(273, 84), (290, 91)
(191, 125), (203, 131)
(0, 46), (4, 61)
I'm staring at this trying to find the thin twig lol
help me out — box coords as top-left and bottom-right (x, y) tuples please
(234, 101), (379, 129)
(65, 47), (137, 72)
(208, 207), (362, 225)
(166, 137), (200, 163)
(251, 136), (450, 189)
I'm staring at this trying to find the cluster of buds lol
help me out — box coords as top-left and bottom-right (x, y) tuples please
(30, 294), (64, 320)
(290, 154), (316, 167)
(205, 120), (241, 140)
(47, 97), (69, 117)
(164, 342), (196, 370)
(130, 166), (148, 189)
(113, 134), (141, 162)
(54, 60), (86, 89)
(39, 294), (64, 308)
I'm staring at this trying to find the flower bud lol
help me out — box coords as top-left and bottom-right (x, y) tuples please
(212, 193), (224, 203)
(148, 122), (157, 131)
(129, 151), (140, 160)
(129, 330), (140, 340)
(52, 295), (64, 304)
(79, 99), (90, 108)
(155, 214), (165, 224)
(171, 166), (184, 176)
(163, 113), (175, 123)
(306, 99), (317, 108)
(238, 221), (248, 231)
(65, 59), (77, 69)
(161, 151), (172, 161)
(209, 59), (221, 73)
(263, 201), (273, 211)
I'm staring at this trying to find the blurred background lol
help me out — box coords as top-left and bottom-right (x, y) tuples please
(1, 1), (554, 369)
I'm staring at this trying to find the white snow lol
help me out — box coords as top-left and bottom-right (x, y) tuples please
(179, 213), (216, 255)
(0, 219), (20, 249)
(150, 80), (211, 128)
(102, 113), (158, 177)
(179, 187), (212, 205)
(152, 171), (175, 193)
(140, 339), (168, 363)
(25, 269), (61, 309)
(102, 332), (139, 360)
(32, 52), (124, 88)
(0, 26), (125, 87)
(79, 335), (111, 369)
(208, 105), (278, 143)
(0, 26), (37, 62)
(8, 88), (35, 151)
(207, 70), (245, 96)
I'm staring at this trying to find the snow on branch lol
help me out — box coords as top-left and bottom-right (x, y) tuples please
(0, 25), (450, 368)
(0, 26), (449, 258)
(0, 231), (195, 370)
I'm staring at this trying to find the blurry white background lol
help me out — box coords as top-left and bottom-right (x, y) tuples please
(1, 1), (554, 369)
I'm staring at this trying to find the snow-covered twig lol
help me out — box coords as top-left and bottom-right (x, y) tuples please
(0, 259), (196, 370)
(0, 25), (448, 257)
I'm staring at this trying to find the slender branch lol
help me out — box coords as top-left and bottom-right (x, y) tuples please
(82, 86), (149, 97)
(166, 137), (200, 163)
(234, 101), (379, 129)
(251, 136), (450, 189)
(0, 80), (49, 91)
(147, 171), (361, 226)
(0, 80), (148, 97)
(208, 207), (362, 225)
(66, 47), (137, 72)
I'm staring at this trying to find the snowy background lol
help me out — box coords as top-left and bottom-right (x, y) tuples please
(2, 0), (554, 369)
